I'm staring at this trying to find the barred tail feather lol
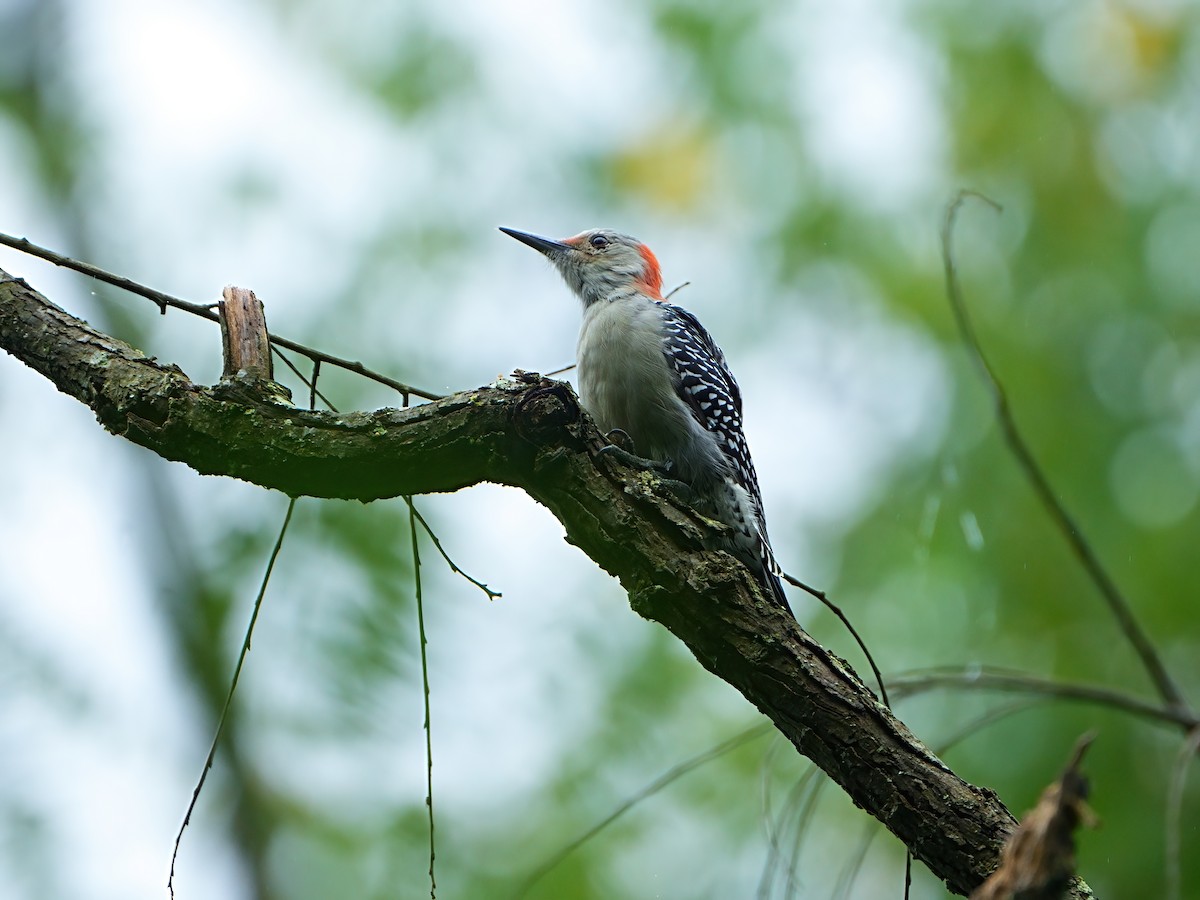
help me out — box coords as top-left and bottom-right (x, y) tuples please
(762, 569), (793, 616)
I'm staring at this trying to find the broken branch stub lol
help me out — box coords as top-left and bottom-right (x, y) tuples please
(219, 286), (273, 381)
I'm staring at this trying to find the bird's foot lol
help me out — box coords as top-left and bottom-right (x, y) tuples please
(595, 433), (695, 503)
(604, 428), (636, 454)
(596, 430), (671, 476)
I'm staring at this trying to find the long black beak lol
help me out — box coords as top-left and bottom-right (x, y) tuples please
(499, 227), (572, 257)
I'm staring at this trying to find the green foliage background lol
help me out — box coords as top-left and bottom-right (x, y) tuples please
(1, 1), (1197, 897)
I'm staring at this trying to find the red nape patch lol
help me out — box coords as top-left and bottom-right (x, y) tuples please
(637, 243), (664, 300)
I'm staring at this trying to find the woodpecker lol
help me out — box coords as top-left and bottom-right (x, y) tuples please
(501, 226), (792, 615)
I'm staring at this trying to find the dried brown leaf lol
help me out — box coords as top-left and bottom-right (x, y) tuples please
(971, 733), (1098, 900)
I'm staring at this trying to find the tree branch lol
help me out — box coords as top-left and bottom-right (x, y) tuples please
(0, 270), (1095, 898)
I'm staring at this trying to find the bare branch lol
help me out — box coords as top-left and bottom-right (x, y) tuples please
(169, 498), (297, 898)
(782, 571), (889, 707)
(941, 192), (1190, 717)
(889, 668), (1196, 730)
(410, 504), (502, 601)
(0, 231), (444, 401)
(0, 270), (1093, 897)
(512, 723), (773, 899)
(1165, 725), (1200, 900)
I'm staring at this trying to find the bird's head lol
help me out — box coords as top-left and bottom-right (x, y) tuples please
(501, 227), (663, 307)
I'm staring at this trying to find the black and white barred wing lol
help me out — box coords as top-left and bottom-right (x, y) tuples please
(658, 301), (790, 612)
(657, 302), (765, 518)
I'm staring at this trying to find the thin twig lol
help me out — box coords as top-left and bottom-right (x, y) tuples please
(409, 505), (501, 601)
(781, 572), (889, 709)
(833, 820), (878, 900)
(1165, 724), (1200, 900)
(781, 770), (827, 899)
(933, 698), (1046, 752)
(756, 737), (789, 897)
(511, 722), (773, 900)
(0, 235), (210, 316)
(664, 280), (691, 300)
(408, 499), (437, 899)
(270, 347), (339, 412)
(168, 497), (297, 898)
(941, 192), (1189, 715)
(758, 761), (823, 899)
(0, 231), (444, 401)
(888, 667), (1196, 729)
(543, 362), (576, 377)
(309, 358), (321, 412)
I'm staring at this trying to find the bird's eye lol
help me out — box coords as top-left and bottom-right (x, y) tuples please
(589, 234), (609, 249)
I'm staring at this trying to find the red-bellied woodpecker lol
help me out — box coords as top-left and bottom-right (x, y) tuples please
(501, 226), (792, 616)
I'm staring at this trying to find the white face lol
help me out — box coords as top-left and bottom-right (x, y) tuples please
(554, 230), (660, 306)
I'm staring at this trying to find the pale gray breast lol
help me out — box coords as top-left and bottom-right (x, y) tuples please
(576, 297), (725, 481)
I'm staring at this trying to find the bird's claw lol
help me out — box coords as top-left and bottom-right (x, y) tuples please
(596, 433), (672, 478)
(594, 436), (694, 502)
(597, 442), (665, 471)
(510, 368), (543, 384)
(604, 428), (636, 453)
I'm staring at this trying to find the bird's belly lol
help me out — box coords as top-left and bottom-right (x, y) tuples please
(577, 302), (696, 465)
